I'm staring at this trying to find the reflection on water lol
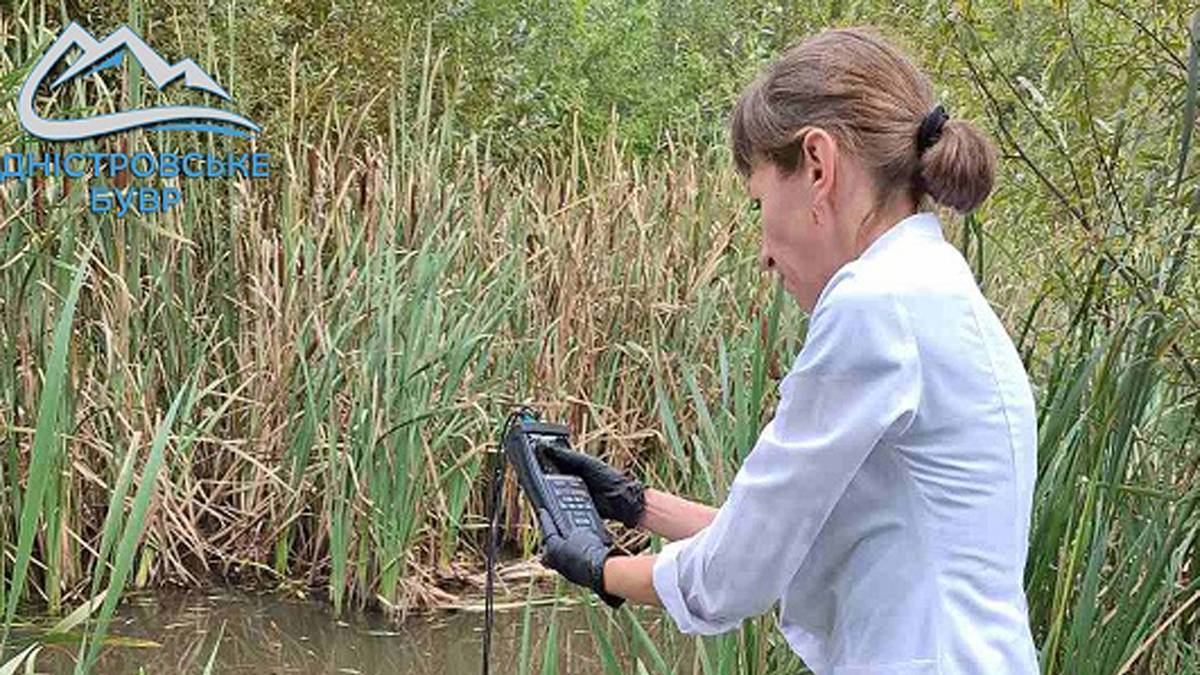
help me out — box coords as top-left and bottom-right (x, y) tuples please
(20, 589), (631, 674)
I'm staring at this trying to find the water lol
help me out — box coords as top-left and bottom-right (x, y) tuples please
(13, 589), (634, 674)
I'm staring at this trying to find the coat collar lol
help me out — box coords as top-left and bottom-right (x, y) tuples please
(859, 211), (944, 262)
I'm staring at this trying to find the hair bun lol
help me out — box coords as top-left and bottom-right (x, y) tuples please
(917, 119), (996, 213)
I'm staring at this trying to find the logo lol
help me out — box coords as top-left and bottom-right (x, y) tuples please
(18, 21), (259, 140)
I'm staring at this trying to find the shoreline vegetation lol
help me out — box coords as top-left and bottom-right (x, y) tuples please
(1, 0), (1199, 672)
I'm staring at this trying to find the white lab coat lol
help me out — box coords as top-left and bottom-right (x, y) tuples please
(652, 211), (1041, 674)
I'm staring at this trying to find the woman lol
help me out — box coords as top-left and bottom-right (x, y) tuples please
(535, 26), (1040, 674)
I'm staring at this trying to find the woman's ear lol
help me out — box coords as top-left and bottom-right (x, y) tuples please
(802, 128), (838, 217)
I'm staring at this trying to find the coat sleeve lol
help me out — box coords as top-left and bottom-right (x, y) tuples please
(651, 276), (922, 635)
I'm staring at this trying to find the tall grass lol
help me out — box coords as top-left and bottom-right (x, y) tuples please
(0, 0), (1197, 673)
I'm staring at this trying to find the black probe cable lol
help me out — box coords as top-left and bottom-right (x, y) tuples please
(483, 408), (532, 675)
(482, 414), (508, 675)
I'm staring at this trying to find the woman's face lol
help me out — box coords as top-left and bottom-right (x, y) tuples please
(746, 130), (915, 313)
(747, 151), (847, 313)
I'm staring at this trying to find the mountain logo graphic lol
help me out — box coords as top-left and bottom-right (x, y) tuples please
(18, 21), (260, 141)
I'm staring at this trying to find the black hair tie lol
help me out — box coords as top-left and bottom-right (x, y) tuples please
(916, 104), (949, 154)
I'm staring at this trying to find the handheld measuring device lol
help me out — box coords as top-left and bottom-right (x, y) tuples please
(482, 409), (615, 675)
(501, 412), (612, 545)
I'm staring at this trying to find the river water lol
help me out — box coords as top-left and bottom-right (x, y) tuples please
(14, 589), (639, 674)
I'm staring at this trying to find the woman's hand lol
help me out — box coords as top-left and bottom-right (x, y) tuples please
(540, 443), (646, 529)
(536, 508), (625, 609)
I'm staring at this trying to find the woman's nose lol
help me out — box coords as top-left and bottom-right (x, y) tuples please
(760, 248), (775, 271)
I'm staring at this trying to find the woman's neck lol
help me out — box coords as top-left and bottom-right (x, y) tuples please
(852, 194), (918, 257)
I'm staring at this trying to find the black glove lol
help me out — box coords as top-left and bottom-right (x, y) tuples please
(541, 443), (646, 529)
(536, 508), (625, 609)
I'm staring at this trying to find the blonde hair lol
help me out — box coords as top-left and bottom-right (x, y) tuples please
(730, 27), (996, 214)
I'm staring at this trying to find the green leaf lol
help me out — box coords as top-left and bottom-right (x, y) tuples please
(2, 247), (92, 646)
